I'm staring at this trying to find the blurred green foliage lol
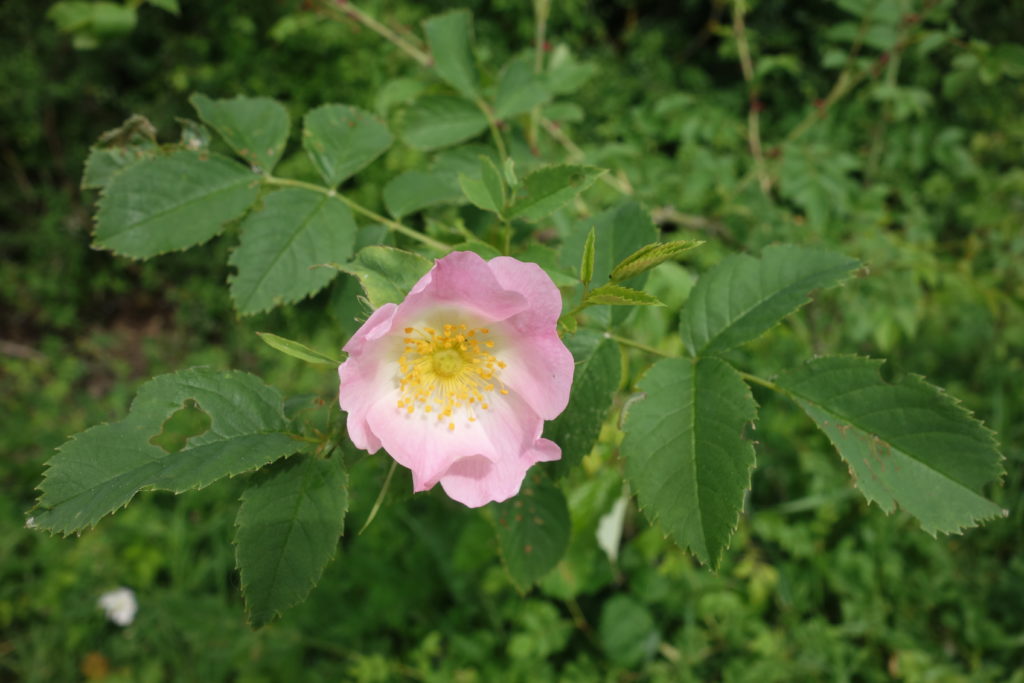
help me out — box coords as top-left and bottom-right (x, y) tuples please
(2, 0), (1022, 680)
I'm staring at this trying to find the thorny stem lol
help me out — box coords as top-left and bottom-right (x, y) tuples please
(732, 0), (771, 195)
(262, 175), (449, 251)
(539, 118), (634, 195)
(322, 0), (432, 67)
(527, 0), (550, 151)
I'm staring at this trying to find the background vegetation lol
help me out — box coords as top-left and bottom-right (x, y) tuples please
(2, 0), (1022, 680)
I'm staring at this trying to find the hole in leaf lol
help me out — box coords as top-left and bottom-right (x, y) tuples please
(149, 399), (212, 453)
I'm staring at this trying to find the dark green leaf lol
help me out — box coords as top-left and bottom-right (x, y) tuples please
(33, 368), (296, 535)
(622, 357), (758, 567)
(81, 114), (159, 190)
(302, 104), (393, 187)
(775, 356), (1005, 534)
(545, 330), (621, 477)
(229, 188), (356, 315)
(235, 455), (348, 628)
(681, 244), (860, 356)
(93, 151), (259, 259)
(492, 474), (571, 591)
(190, 93), (290, 171)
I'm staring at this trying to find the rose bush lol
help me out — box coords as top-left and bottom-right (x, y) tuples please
(337, 251), (574, 507)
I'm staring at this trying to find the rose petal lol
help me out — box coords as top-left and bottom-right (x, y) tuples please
(438, 438), (562, 507)
(366, 386), (544, 492)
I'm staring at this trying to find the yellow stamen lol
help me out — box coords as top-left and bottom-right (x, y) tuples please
(396, 322), (508, 431)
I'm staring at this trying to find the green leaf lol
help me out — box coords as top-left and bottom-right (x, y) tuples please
(33, 368), (296, 535)
(190, 93), (290, 171)
(382, 170), (463, 219)
(458, 156), (505, 214)
(622, 357), (758, 567)
(328, 246), (433, 308)
(93, 151), (259, 259)
(583, 284), (663, 307)
(545, 330), (621, 477)
(492, 474), (571, 591)
(256, 332), (340, 366)
(81, 114), (159, 190)
(229, 188), (356, 315)
(235, 454), (348, 628)
(600, 595), (660, 668)
(494, 54), (552, 119)
(580, 227), (597, 287)
(422, 10), (479, 98)
(302, 104), (393, 187)
(144, 0), (179, 14)
(400, 96), (488, 151)
(507, 165), (603, 222)
(610, 239), (704, 282)
(681, 244), (860, 356)
(775, 356), (1005, 534)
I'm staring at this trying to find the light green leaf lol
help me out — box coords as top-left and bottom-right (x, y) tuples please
(492, 474), (571, 591)
(622, 357), (758, 567)
(507, 165), (603, 222)
(494, 54), (552, 119)
(229, 188), (355, 315)
(503, 157), (518, 188)
(610, 239), (704, 282)
(545, 330), (621, 478)
(400, 96), (488, 151)
(422, 10), (479, 98)
(681, 244), (860, 356)
(235, 454), (348, 628)
(458, 156), (505, 214)
(382, 170), (463, 219)
(82, 114), (159, 190)
(33, 368), (296, 535)
(580, 227), (597, 287)
(256, 332), (340, 366)
(583, 284), (663, 307)
(775, 356), (1005, 534)
(190, 93), (290, 171)
(302, 104), (393, 188)
(328, 246), (433, 308)
(93, 151), (259, 259)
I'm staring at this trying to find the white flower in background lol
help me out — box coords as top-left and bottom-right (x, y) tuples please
(97, 587), (137, 626)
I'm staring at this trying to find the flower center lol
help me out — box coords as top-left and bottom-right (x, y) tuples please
(396, 323), (508, 431)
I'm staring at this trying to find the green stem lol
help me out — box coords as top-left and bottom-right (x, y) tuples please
(262, 175), (449, 251)
(737, 370), (783, 393)
(475, 97), (508, 162)
(527, 0), (550, 151)
(358, 460), (397, 535)
(604, 332), (672, 357)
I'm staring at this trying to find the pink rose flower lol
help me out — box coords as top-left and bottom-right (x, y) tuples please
(338, 251), (574, 507)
